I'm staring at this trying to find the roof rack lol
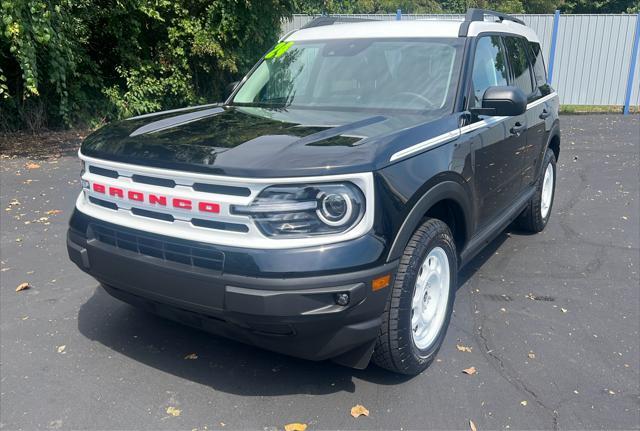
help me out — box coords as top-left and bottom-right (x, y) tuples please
(300, 15), (377, 29)
(458, 8), (525, 37)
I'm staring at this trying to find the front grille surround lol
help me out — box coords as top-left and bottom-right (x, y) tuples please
(77, 151), (375, 249)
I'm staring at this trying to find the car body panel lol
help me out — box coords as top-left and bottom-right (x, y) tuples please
(81, 104), (449, 178)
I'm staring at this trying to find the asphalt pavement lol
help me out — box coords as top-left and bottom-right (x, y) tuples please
(1, 115), (638, 430)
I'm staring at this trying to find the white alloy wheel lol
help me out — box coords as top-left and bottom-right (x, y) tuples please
(540, 162), (554, 219)
(411, 247), (451, 350)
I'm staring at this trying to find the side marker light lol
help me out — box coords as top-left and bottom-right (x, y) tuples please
(372, 274), (391, 291)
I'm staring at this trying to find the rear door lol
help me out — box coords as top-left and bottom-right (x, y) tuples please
(502, 36), (540, 188)
(523, 41), (554, 187)
(468, 35), (526, 227)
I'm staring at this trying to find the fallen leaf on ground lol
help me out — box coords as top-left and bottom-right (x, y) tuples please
(520, 400), (528, 406)
(462, 366), (477, 375)
(184, 353), (198, 360)
(57, 345), (66, 353)
(166, 406), (181, 417)
(45, 209), (62, 215)
(469, 419), (478, 431)
(350, 404), (370, 418)
(9, 199), (20, 207)
(561, 308), (568, 313)
(25, 162), (41, 169)
(457, 344), (472, 353)
(15, 282), (30, 292)
(528, 352), (536, 359)
(284, 423), (308, 431)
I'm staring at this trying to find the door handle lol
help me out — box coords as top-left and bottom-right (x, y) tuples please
(510, 122), (526, 135)
(539, 109), (550, 119)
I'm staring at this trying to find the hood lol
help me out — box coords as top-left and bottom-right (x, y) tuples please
(81, 104), (449, 177)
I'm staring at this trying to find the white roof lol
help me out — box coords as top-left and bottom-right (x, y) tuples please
(286, 19), (540, 43)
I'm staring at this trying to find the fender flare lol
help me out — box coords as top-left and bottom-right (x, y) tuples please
(386, 180), (473, 263)
(538, 120), (561, 178)
(547, 119), (561, 150)
(548, 120), (560, 149)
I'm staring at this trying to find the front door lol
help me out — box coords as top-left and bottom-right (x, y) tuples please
(468, 35), (527, 229)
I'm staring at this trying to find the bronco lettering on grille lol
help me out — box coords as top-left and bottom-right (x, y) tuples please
(91, 182), (220, 214)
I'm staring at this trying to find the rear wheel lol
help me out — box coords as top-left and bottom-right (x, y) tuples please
(518, 149), (556, 232)
(372, 218), (457, 375)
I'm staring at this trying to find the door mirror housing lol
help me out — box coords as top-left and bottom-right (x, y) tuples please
(471, 86), (527, 117)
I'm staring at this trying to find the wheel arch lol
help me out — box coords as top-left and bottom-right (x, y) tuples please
(386, 180), (473, 263)
(547, 120), (561, 161)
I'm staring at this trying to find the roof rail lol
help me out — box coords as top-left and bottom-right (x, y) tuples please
(458, 8), (525, 37)
(300, 15), (377, 29)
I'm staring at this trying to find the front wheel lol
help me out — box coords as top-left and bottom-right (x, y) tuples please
(372, 218), (457, 375)
(518, 148), (557, 232)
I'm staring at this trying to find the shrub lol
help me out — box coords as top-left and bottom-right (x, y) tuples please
(0, 0), (294, 131)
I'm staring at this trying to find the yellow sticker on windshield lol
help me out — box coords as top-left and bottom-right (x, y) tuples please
(265, 41), (294, 59)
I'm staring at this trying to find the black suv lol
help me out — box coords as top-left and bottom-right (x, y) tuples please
(67, 9), (560, 375)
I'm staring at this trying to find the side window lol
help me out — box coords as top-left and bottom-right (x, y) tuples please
(470, 36), (509, 108)
(503, 36), (535, 97)
(528, 41), (552, 96)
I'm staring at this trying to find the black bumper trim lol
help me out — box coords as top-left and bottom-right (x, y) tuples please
(67, 212), (399, 366)
(225, 283), (366, 316)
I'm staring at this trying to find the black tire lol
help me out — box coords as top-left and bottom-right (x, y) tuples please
(372, 218), (457, 375)
(518, 149), (557, 233)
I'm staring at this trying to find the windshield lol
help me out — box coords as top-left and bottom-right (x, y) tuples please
(232, 38), (463, 113)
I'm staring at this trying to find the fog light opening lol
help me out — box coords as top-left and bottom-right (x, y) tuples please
(335, 292), (350, 306)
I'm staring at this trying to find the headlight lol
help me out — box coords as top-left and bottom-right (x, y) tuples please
(233, 182), (365, 237)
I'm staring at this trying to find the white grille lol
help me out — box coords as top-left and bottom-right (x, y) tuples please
(77, 152), (375, 249)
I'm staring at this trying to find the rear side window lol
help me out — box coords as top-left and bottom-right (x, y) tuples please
(470, 36), (509, 108)
(503, 36), (534, 97)
(528, 42), (546, 85)
(528, 41), (552, 95)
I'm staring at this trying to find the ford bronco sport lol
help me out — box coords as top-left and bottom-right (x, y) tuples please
(67, 9), (560, 375)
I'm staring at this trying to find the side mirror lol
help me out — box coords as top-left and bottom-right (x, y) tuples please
(225, 81), (240, 98)
(472, 86), (527, 117)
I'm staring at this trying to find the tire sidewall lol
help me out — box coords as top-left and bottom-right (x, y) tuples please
(537, 150), (557, 227)
(401, 226), (457, 364)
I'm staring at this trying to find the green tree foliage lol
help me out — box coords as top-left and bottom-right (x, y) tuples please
(1, 0), (636, 131)
(1, 0), (294, 130)
(1, 0), (82, 129)
(562, 0), (637, 13)
(296, 0), (564, 13)
(295, 0), (442, 13)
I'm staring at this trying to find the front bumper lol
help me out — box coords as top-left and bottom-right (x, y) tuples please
(67, 209), (397, 368)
